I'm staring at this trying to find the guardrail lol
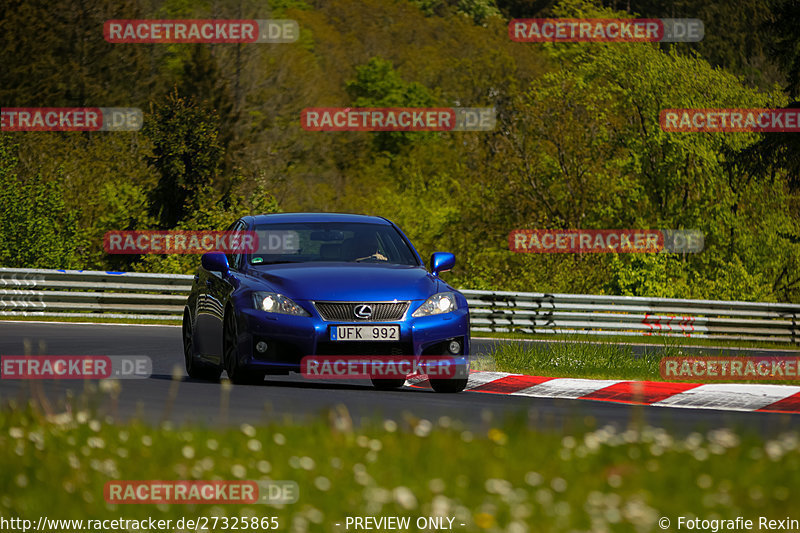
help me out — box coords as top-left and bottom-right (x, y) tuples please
(1, 268), (798, 343)
(464, 290), (800, 343)
(0, 268), (192, 321)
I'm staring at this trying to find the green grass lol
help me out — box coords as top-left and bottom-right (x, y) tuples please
(475, 340), (663, 381)
(477, 341), (800, 384)
(1, 394), (798, 533)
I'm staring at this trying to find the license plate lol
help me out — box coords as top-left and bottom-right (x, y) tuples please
(330, 325), (399, 341)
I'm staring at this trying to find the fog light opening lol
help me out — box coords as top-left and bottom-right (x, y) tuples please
(256, 341), (269, 353)
(448, 340), (461, 355)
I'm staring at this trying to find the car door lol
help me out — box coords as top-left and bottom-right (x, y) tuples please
(195, 220), (244, 363)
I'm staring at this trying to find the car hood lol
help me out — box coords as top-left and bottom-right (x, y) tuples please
(244, 263), (442, 301)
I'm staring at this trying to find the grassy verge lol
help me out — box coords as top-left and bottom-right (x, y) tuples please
(1, 399), (798, 532)
(477, 342), (800, 385)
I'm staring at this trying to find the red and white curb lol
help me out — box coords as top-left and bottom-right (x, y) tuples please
(406, 372), (800, 414)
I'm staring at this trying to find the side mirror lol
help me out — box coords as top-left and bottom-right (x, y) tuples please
(430, 252), (455, 275)
(201, 252), (230, 277)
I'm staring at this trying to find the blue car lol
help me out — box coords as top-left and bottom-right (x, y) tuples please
(182, 213), (470, 392)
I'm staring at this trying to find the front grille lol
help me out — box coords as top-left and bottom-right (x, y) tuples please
(313, 301), (409, 322)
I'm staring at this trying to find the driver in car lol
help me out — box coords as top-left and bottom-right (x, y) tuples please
(342, 233), (388, 262)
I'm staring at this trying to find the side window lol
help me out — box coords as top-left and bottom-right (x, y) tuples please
(226, 220), (245, 270)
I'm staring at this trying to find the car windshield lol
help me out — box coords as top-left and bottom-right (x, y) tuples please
(248, 222), (420, 266)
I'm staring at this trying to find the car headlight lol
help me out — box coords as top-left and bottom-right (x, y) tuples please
(253, 292), (310, 316)
(412, 292), (458, 317)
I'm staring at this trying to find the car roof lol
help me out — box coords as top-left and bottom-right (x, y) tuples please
(249, 212), (392, 225)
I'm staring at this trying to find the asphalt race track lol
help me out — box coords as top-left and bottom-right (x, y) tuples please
(1, 321), (798, 434)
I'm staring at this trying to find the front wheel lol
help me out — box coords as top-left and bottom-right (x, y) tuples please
(429, 377), (468, 393)
(223, 311), (264, 385)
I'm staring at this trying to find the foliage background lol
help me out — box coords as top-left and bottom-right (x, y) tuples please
(1, 0), (799, 301)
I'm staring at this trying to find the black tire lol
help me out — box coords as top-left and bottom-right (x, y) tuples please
(223, 310), (264, 385)
(183, 311), (221, 381)
(371, 377), (406, 390)
(429, 377), (468, 393)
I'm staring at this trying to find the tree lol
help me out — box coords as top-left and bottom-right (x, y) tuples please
(143, 90), (224, 229)
(768, 0), (800, 98)
(0, 137), (85, 269)
(0, 0), (159, 107)
(345, 57), (440, 154)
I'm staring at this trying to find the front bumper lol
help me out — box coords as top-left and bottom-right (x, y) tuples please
(235, 303), (470, 374)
